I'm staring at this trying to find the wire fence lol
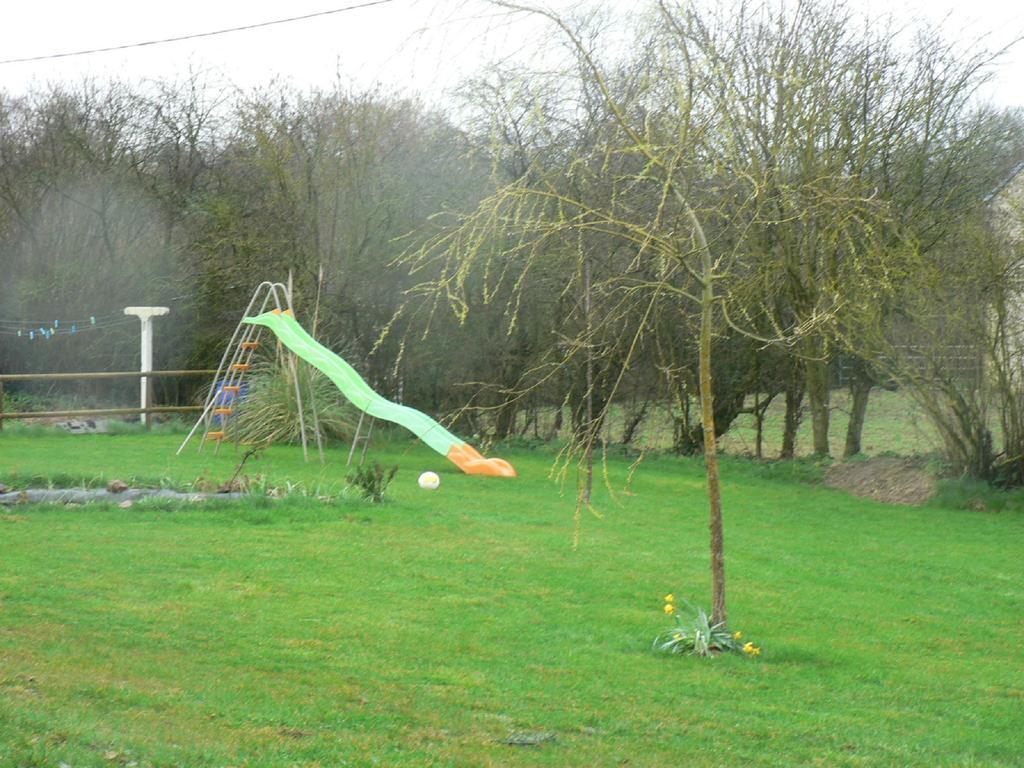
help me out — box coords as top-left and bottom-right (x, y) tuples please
(835, 346), (984, 387)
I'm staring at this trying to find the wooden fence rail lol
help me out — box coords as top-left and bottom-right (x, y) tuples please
(0, 370), (216, 383)
(0, 369), (216, 430)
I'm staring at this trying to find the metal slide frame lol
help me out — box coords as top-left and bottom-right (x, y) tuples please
(176, 281), (324, 462)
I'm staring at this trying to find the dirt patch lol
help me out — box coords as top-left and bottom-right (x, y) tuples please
(825, 457), (936, 506)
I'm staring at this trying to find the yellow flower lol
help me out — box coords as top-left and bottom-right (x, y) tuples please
(673, 632), (683, 641)
(753, 647), (762, 657)
(663, 603), (675, 614)
(664, 593), (675, 603)
(742, 642), (761, 656)
(733, 631), (742, 640)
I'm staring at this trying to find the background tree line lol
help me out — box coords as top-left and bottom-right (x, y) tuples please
(2, 0), (1023, 486)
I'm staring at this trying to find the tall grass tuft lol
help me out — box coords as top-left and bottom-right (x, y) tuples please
(232, 360), (357, 447)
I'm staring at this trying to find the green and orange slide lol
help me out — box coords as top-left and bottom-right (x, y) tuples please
(244, 310), (516, 478)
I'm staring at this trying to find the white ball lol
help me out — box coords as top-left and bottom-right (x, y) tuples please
(418, 471), (441, 490)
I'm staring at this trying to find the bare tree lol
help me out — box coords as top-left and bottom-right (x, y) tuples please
(401, 1), (885, 625)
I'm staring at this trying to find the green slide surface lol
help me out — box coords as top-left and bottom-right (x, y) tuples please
(244, 311), (464, 456)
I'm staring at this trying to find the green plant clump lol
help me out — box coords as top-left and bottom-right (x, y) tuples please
(654, 594), (760, 657)
(232, 360), (357, 446)
(346, 461), (398, 503)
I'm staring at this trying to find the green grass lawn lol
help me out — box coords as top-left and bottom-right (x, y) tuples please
(1, 432), (1022, 766)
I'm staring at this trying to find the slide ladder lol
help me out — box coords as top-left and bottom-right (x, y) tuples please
(177, 282), (323, 461)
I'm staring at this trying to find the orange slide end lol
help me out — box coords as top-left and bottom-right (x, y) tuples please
(446, 443), (517, 478)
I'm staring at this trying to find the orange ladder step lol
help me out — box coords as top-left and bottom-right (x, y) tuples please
(214, 408), (233, 416)
(206, 431), (226, 440)
(231, 363), (251, 372)
(241, 341), (260, 350)
(221, 386), (241, 394)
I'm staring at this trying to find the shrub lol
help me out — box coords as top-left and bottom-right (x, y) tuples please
(231, 360), (357, 446)
(346, 462), (398, 503)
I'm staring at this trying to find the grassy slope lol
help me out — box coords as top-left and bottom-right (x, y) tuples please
(1, 434), (1022, 767)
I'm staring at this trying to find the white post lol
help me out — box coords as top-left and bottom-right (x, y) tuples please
(124, 307), (169, 426)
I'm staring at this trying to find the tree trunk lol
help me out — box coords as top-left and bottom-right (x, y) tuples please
(671, 377), (698, 454)
(674, 188), (727, 625)
(755, 398), (764, 459)
(699, 279), (727, 627)
(781, 364), (804, 459)
(843, 365), (872, 458)
(752, 392), (777, 460)
(805, 356), (832, 456)
(494, 401), (518, 440)
(582, 259), (594, 504)
(550, 403), (563, 439)
(621, 399), (648, 445)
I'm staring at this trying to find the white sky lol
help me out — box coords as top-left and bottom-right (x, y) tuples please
(0, 0), (1021, 108)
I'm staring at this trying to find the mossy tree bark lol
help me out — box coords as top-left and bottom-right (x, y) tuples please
(843, 362), (873, 458)
(699, 273), (727, 626)
(780, 362), (804, 459)
(805, 353), (832, 457)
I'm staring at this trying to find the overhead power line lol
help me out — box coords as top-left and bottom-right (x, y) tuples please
(0, 0), (396, 66)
